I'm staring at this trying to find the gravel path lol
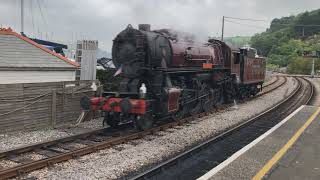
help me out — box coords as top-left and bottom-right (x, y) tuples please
(0, 118), (103, 151)
(19, 77), (297, 180)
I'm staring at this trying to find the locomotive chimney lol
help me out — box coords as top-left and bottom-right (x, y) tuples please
(138, 24), (151, 31)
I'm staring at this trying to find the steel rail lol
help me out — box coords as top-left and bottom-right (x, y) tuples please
(0, 76), (286, 162)
(257, 76), (286, 97)
(0, 76), (288, 179)
(262, 76), (279, 88)
(129, 77), (313, 180)
(0, 128), (106, 159)
(0, 115), (203, 179)
(303, 77), (315, 105)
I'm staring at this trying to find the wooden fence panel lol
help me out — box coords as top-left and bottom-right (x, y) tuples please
(0, 80), (98, 132)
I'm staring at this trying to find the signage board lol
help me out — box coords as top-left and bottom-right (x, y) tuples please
(303, 51), (320, 58)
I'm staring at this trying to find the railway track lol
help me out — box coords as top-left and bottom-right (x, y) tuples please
(0, 76), (287, 179)
(262, 76), (279, 88)
(258, 75), (285, 97)
(128, 77), (314, 180)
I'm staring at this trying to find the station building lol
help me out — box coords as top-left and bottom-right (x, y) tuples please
(0, 28), (79, 84)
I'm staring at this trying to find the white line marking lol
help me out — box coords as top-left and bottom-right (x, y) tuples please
(197, 105), (306, 180)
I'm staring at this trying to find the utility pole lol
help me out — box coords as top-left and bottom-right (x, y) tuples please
(20, 0), (24, 34)
(221, 16), (225, 41)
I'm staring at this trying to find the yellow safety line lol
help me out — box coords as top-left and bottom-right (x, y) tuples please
(252, 107), (320, 180)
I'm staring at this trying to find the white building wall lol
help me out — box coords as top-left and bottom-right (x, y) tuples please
(0, 71), (76, 84)
(0, 34), (76, 69)
(80, 49), (97, 80)
(75, 40), (98, 80)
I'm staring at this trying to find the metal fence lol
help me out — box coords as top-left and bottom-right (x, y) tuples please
(0, 80), (99, 132)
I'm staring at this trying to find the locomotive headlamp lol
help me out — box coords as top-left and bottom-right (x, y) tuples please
(139, 83), (147, 99)
(236, 76), (240, 83)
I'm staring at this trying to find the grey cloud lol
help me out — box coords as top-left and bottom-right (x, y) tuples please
(0, 0), (319, 50)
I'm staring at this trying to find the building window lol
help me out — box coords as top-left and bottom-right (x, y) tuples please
(76, 70), (81, 76)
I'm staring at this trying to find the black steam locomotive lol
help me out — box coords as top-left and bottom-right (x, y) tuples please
(81, 24), (266, 130)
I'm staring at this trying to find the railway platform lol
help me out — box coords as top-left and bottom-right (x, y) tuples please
(198, 105), (320, 180)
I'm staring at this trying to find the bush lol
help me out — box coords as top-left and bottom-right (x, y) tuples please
(266, 63), (280, 71)
(287, 57), (320, 75)
(96, 69), (121, 91)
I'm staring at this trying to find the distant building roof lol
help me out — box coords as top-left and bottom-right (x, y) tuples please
(0, 28), (79, 70)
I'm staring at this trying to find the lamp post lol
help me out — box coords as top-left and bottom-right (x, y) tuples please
(303, 50), (319, 78)
(221, 16), (225, 41)
(20, 0), (24, 34)
(311, 58), (315, 78)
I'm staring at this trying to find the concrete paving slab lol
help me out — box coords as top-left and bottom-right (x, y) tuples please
(198, 105), (320, 180)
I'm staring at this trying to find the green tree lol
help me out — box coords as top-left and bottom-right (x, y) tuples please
(250, 8), (320, 73)
(251, 28), (291, 56)
(287, 57), (320, 74)
(293, 10), (320, 37)
(251, 9), (320, 56)
(96, 69), (120, 91)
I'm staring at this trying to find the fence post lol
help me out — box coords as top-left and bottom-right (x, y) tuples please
(62, 82), (65, 122)
(51, 89), (57, 128)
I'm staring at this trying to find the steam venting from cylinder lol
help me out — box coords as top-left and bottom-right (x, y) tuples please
(139, 24), (151, 31)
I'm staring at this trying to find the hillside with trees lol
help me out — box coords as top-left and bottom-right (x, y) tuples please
(250, 9), (320, 74)
(224, 36), (251, 48)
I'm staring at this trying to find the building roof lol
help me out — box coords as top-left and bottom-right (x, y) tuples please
(0, 28), (79, 70)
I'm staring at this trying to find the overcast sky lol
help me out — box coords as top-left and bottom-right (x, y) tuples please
(0, 0), (319, 50)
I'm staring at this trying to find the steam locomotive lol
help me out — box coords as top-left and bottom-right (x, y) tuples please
(81, 24), (266, 130)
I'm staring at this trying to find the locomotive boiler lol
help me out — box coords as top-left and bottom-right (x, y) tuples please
(81, 24), (266, 130)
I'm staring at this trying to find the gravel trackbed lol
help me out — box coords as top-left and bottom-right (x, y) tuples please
(15, 76), (298, 179)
